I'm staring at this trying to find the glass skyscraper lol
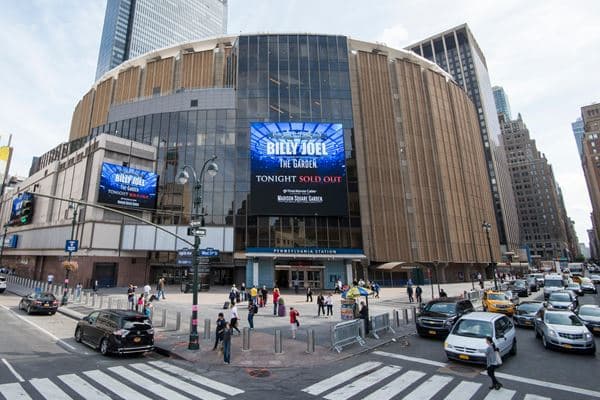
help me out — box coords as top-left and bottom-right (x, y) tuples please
(95, 0), (228, 81)
(572, 117), (584, 160)
(493, 86), (512, 120)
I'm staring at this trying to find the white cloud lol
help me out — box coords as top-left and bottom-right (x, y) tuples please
(378, 24), (409, 49)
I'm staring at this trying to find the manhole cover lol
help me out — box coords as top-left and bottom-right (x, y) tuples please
(439, 363), (481, 378)
(248, 369), (271, 378)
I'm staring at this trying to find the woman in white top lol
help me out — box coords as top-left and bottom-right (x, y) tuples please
(325, 293), (333, 316)
(230, 303), (240, 334)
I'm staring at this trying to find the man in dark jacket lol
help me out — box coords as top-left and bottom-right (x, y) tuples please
(213, 313), (226, 350)
(359, 301), (369, 334)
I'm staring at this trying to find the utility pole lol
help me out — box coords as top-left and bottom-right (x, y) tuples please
(61, 204), (78, 305)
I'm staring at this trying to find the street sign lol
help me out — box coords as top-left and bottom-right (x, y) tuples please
(176, 258), (193, 266)
(65, 240), (78, 253)
(200, 248), (219, 257)
(177, 248), (193, 258)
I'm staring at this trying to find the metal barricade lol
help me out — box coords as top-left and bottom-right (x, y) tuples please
(370, 313), (396, 339)
(331, 319), (366, 353)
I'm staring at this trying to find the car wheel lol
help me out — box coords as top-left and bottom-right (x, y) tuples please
(99, 338), (109, 356)
(27, 305), (32, 315)
(542, 334), (549, 349)
(588, 346), (596, 356)
(510, 339), (517, 356)
(18, 301), (23, 310)
(74, 327), (83, 343)
(535, 328), (541, 338)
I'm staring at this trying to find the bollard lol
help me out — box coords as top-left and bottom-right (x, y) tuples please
(98, 296), (103, 309)
(359, 318), (366, 339)
(91, 294), (96, 308)
(175, 312), (181, 331)
(411, 307), (417, 322)
(242, 327), (250, 351)
(84, 292), (89, 305)
(306, 329), (315, 353)
(203, 319), (211, 340)
(402, 308), (409, 324)
(160, 309), (167, 328)
(274, 329), (283, 354)
(394, 309), (401, 327)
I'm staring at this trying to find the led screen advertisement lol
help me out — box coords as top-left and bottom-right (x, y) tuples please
(249, 122), (347, 216)
(98, 162), (158, 209)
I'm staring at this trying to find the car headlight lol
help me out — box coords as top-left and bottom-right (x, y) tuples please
(444, 317), (456, 327)
(444, 341), (453, 349)
(416, 317), (423, 325)
(548, 329), (557, 338)
(477, 348), (487, 354)
(585, 332), (592, 341)
(147, 328), (154, 335)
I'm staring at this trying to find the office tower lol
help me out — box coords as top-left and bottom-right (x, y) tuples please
(500, 114), (570, 259)
(572, 117), (585, 160)
(407, 24), (520, 255)
(493, 86), (512, 120)
(95, 0), (228, 80)
(581, 103), (600, 257)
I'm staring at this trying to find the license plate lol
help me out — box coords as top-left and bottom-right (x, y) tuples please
(43, 304), (49, 307)
(524, 321), (531, 325)
(593, 327), (600, 332)
(428, 330), (436, 335)
(459, 354), (469, 360)
(562, 344), (572, 349)
(133, 337), (141, 343)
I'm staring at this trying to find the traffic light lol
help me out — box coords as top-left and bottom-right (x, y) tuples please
(19, 198), (33, 225)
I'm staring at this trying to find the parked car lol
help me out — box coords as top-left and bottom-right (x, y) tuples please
(526, 276), (539, 292)
(566, 282), (584, 297)
(444, 312), (517, 364)
(509, 280), (530, 297)
(577, 305), (600, 335)
(579, 278), (598, 294)
(482, 290), (516, 315)
(513, 301), (544, 328)
(0, 276), (6, 293)
(75, 309), (154, 355)
(534, 309), (595, 354)
(529, 273), (545, 287)
(18, 292), (58, 315)
(546, 291), (578, 311)
(415, 298), (474, 338)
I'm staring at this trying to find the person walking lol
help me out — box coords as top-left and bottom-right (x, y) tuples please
(306, 286), (313, 302)
(485, 336), (503, 390)
(317, 293), (325, 316)
(261, 285), (268, 307)
(93, 279), (99, 293)
(359, 301), (369, 334)
(230, 302), (241, 335)
(250, 285), (258, 305)
(293, 279), (299, 294)
(136, 293), (144, 312)
(157, 277), (166, 300)
(127, 284), (136, 310)
(439, 288), (448, 298)
(213, 313), (226, 350)
(229, 286), (237, 306)
(407, 285), (414, 303)
(222, 322), (232, 364)
(247, 302), (257, 329)
(143, 283), (151, 299)
(289, 307), (300, 339)
(240, 282), (246, 302)
(372, 282), (380, 298)
(272, 287), (280, 316)
(47, 274), (54, 286)
(75, 283), (82, 301)
(415, 285), (423, 304)
(325, 293), (333, 316)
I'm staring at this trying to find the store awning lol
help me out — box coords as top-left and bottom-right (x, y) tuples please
(245, 252), (366, 260)
(376, 262), (419, 271)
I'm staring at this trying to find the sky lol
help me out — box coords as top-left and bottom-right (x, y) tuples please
(0, 0), (599, 245)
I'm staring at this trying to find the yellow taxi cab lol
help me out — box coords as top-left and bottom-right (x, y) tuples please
(482, 290), (515, 316)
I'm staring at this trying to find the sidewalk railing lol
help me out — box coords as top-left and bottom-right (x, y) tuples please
(331, 319), (366, 353)
(370, 312), (395, 339)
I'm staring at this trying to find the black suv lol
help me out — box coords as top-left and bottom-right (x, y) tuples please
(508, 279), (530, 297)
(416, 298), (474, 338)
(75, 310), (154, 355)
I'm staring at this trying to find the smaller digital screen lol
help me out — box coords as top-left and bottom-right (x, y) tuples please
(98, 163), (158, 209)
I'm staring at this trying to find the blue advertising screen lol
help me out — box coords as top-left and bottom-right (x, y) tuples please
(98, 162), (158, 209)
(249, 122), (347, 216)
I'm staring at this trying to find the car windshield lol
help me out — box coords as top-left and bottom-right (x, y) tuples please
(546, 313), (583, 326)
(518, 303), (542, 313)
(513, 281), (526, 287)
(567, 284), (580, 289)
(452, 319), (492, 338)
(545, 280), (563, 288)
(549, 293), (571, 302)
(33, 293), (56, 301)
(122, 316), (152, 330)
(579, 307), (600, 317)
(579, 278), (592, 284)
(487, 293), (508, 301)
(423, 302), (456, 314)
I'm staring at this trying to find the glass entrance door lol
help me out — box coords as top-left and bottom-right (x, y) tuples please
(291, 270), (304, 288)
(306, 270), (322, 289)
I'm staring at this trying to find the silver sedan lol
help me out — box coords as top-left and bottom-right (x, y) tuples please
(534, 309), (595, 354)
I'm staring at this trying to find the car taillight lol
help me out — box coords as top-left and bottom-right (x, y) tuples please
(52, 300), (58, 305)
(113, 329), (130, 338)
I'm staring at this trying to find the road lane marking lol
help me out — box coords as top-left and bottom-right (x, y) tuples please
(84, 370), (152, 400)
(108, 366), (190, 400)
(323, 365), (402, 400)
(443, 381), (482, 400)
(301, 361), (382, 396)
(58, 374), (112, 400)
(130, 363), (224, 400)
(483, 388), (516, 400)
(523, 395), (551, 400)
(149, 360), (245, 396)
(1, 358), (24, 382)
(362, 370), (426, 400)
(373, 351), (447, 367)
(401, 374), (453, 400)
(0, 305), (76, 351)
(0, 382), (32, 399)
(30, 378), (73, 400)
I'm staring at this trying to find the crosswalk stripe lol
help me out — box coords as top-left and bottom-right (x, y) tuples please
(443, 381), (482, 400)
(149, 361), (245, 396)
(323, 365), (402, 400)
(58, 374), (112, 400)
(30, 378), (73, 400)
(130, 363), (224, 400)
(0, 382), (32, 400)
(483, 388), (516, 400)
(361, 370), (426, 400)
(523, 395), (551, 400)
(108, 366), (190, 400)
(401, 374), (453, 400)
(301, 361), (383, 396)
(84, 370), (152, 400)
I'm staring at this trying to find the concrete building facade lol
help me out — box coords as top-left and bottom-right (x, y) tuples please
(581, 103), (600, 261)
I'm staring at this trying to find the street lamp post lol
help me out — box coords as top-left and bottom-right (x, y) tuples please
(482, 221), (498, 290)
(62, 204), (78, 305)
(176, 156), (218, 350)
(0, 225), (8, 267)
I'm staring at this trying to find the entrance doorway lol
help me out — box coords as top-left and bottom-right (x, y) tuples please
(93, 263), (117, 288)
(274, 261), (324, 289)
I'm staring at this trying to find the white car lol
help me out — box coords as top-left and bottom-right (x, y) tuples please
(444, 312), (517, 364)
(0, 276), (6, 293)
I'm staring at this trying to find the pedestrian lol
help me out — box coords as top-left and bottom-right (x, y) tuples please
(127, 283), (136, 310)
(317, 293), (325, 316)
(93, 279), (99, 292)
(213, 313), (226, 350)
(272, 287), (280, 316)
(306, 286), (313, 302)
(136, 293), (144, 312)
(359, 301), (369, 334)
(240, 282), (246, 301)
(222, 322), (232, 364)
(439, 288), (448, 298)
(47, 274), (54, 285)
(143, 301), (153, 319)
(485, 336), (503, 390)
(289, 307), (300, 339)
(415, 285), (423, 303)
(247, 302), (257, 329)
(325, 293), (333, 316)
(372, 282), (380, 298)
(230, 302), (240, 334)
(261, 285), (268, 306)
(143, 283), (151, 299)
(293, 279), (299, 294)
(75, 282), (82, 301)
(157, 277), (166, 300)
(229, 286), (237, 305)
(250, 285), (258, 305)
(407, 285), (414, 303)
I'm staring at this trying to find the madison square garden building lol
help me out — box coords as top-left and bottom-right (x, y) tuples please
(30, 34), (500, 289)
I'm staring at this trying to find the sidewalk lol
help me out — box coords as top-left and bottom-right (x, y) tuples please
(4, 277), (488, 368)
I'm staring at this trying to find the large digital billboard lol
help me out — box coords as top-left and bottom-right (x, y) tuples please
(249, 122), (347, 216)
(98, 162), (158, 209)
